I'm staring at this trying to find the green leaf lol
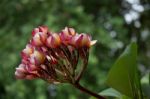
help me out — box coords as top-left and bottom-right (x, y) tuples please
(100, 88), (122, 98)
(106, 42), (141, 98)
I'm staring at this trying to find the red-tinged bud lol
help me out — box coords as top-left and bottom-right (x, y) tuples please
(70, 34), (80, 47)
(29, 50), (45, 65)
(15, 70), (26, 79)
(21, 44), (33, 58)
(46, 33), (61, 48)
(15, 64), (27, 79)
(60, 27), (76, 44)
(32, 28), (40, 36)
(17, 64), (27, 72)
(31, 26), (48, 46)
(32, 32), (47, 46)
(79, 34), (91, 47)
(67, 27), (76, 35)
(71, 34), (97, 48)
(32, 33), (43, 46)
(32, 26), (48, 36)
(39, 26), (48, 34)
(15, 64), (38, 80)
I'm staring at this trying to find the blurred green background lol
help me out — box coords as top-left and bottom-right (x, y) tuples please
(0, 0), (149, 99)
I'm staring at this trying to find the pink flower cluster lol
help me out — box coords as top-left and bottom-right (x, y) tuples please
(15, 26), (97, 84)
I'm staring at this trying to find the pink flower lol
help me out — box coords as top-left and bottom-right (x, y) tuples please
(29, 50), (45, 65)
(46, 33), (61, 48)
(32, 26), (48, 46)
(32, 26), (48, 36)
(71, 33), (97, 48)
(60, 27), (76, 45)
(21, 44), (33, 58)
(15, 26), (97, 84)
(15, 64), (27, 79)
(15, 64), (38, 79)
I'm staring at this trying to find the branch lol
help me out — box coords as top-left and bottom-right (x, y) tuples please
(73, 82), (106, 99)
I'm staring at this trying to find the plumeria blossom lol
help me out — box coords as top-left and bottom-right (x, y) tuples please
(71, 33), (97, 48)
(31, 26), (48, 46)
(15, 26), (97, 84)
(46, 33), (61, 48)
(60, 27), (76, 45)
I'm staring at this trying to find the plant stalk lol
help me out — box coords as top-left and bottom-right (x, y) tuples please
(73, 82), (106, 99)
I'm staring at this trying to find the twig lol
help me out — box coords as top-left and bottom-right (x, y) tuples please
(73, 82), (106, 99)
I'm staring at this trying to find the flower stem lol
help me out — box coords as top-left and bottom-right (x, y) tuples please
(73, 82), (106, 99)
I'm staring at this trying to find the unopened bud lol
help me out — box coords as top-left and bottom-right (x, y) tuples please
(32, 26), (48, 36)
(32, 32), (47, 46)
(71, 34), (97, 48)
(21, 44), (33, 58)
(29, 50), (45, 65)
(46, 33), (61, 48)
(60, 27), (76, 44)
(39, 26), (48, 34)
(15, 64), (27, 79)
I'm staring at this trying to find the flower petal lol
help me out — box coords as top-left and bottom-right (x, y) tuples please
(90, 40), (97, 46)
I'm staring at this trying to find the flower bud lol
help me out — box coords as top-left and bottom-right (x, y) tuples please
(15, 64), (27, 79)
(60, 27), (76, 44)
(29, 50), (45, 65)
(39, 26), (48, 34)
(15, 64), (37, 80)
(31, 26), (48, 46)
(32, 28), (39, 36)
(32, 32), (47, 46)
(32, 26), (48, 36)
(21, 44), (33, 58)
(32, 33), (43, 46)
(71, 34), (97, 48)
(46, 33), (61, 48)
